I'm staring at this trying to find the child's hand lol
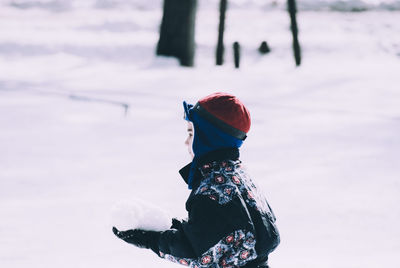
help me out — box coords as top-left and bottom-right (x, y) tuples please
(171, 218), (183, 230)
(112, 227), (147, 248)
(112, 226), (160, 252)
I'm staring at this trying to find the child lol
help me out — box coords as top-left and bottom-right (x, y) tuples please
(113, 92), (280, 268)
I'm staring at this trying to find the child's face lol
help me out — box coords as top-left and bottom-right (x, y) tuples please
(185, 122), (194, 159)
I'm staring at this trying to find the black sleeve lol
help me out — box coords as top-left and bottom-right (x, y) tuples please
(156, 194), (257, 266)
(157, 225), (197, 258)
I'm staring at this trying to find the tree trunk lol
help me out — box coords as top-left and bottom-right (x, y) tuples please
(233, 42), (240, 68)
(288, 0), (301, 66)
(157, 0), (197, 67)
(216, 0), (227, 66)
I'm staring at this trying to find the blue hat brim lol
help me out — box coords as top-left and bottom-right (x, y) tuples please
(183, 101), (193, 122)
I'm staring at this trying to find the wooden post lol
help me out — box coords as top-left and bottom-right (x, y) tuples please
(258, 41), (271, 54)
(288, 0), (301, 66)
(157, 0), (197, 67)
(216, 0), (227, 66)
(233, 42), (240, 68)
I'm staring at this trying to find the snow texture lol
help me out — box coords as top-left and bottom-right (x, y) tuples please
(0, 2), (400, 268)
(3, 0), (400, 11)
(111, 199), (172, 231)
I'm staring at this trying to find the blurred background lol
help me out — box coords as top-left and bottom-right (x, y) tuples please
(0, 0), (399, 268)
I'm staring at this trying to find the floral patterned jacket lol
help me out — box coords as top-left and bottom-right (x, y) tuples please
(155, 148), (280, 268)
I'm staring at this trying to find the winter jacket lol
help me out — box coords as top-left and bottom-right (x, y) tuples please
(155, 148), (280, 268)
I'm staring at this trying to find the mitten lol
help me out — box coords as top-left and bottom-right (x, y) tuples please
(171, 218), (183, 230)
(112, 227), (160, 254)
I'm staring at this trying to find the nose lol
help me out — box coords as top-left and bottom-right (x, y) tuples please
(185, 136), (190, 146)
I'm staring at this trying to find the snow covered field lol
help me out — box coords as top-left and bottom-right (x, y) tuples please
(0, 1), (400, 268)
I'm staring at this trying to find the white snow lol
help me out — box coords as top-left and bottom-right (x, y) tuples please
(111, 199), (172, 232)
(0, 2), (400, 268)
(3, 0), (400, 11)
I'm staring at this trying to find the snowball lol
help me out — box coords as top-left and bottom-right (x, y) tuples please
(111, 198), (172, 231)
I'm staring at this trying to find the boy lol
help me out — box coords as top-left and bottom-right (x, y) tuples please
(113, 93), (280, 268)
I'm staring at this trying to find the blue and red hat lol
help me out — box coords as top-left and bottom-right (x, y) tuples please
(183, 93), (251, 189)
(183, 92), (251, 140)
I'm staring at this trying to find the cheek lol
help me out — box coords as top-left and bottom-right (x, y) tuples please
(185, 135), (192, 145)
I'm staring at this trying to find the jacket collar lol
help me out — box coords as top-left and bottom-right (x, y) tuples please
(179, 147), (240, 189)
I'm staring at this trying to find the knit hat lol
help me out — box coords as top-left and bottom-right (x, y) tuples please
(184, 92), (251, 140)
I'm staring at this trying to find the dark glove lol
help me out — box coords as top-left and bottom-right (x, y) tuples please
(171, 218), (183, 230)
(112, 227), (160, 254)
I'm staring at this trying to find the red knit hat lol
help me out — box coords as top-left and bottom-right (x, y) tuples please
(192, 92), (251, 140)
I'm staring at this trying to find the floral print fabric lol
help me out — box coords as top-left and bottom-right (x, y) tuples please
(160, 229), (256, 268)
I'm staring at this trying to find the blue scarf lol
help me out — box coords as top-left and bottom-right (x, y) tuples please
(184, 102), (243, 189)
